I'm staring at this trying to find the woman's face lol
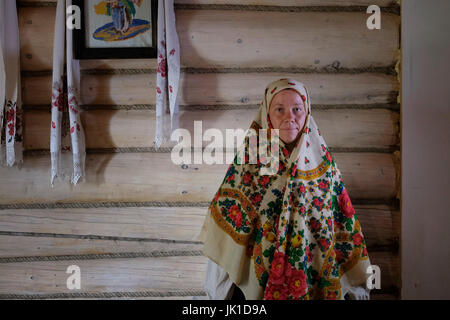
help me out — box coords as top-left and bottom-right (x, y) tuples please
(268, 89), (307, 144)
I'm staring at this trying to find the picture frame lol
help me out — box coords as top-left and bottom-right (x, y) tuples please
(73, 0), (158, 59)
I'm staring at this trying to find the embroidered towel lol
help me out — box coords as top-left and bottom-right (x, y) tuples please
(50, 0), (86, 187)
(0, 0), (24, 168)
(155, 0), (180, 148)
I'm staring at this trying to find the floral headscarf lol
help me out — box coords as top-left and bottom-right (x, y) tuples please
(198, 78), (372, 300)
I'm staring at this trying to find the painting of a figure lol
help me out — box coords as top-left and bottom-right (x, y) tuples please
(93, 0), (150, 41)
(74, 0), (157, 59)
(84, 0), (153, 49)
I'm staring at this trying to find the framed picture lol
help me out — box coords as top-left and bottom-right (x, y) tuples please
(74, 0), (157, 59)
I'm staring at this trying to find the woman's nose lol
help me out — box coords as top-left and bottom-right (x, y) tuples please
(285, 110), (295, 121)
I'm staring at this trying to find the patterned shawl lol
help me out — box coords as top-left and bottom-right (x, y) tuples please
(0, 0), (24, 168)
(198, 78), (372, 300)
(50, 0), (86, 187)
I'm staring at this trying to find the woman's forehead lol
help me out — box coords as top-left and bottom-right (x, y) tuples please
(270, 89), (304, 105)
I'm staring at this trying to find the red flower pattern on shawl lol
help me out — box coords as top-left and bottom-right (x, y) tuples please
(299, 184), (306, 194)
(265, 252), (308, 299)
(286, 266), (308, 298)
(327, 291), (337, 300)
(291, 163), (297, 177)
(250, 193), (262, 207)
(258, 175), (270, 188)
(243, 173), (252, 185)
(352, 233), (364, 246)
(306, 246), (313, 263)
(318, 180), (329, 192)
(318, 237), (331, 252)
(339, 188), (355, 219)
(264, 283), (289, 300)
(309, 218), (321, 233)
(228, 205), (243, 228)
(312, 197), (324, 209)
(325, 150), (333, 163)
(269, 252), (287, 285)
(226, 174), (235, 183)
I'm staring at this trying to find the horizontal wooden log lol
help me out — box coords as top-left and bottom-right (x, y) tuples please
(22, 72), (398, 106)
(0, 152), (397, 204)
(23, 108), (399, 150)
(0, 252), (398, 294)
(18, 7), (399, 71)
(0, 256), (205, 294)
(0, 235), (202, 258)
(0, 204), (398, 255)
(176, 10), (399, 70)
(0, 206), (208, 245)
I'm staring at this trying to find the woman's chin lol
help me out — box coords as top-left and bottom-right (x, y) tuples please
(280, 135), (298, 144)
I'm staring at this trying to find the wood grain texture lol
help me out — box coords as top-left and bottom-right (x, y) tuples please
(22, 73), (398, 106)
(0, 235), (202, 258)
(18, 7), (399, 71)
(0, 252), (398, 294)
(175, 10), (399, 69)
(0, 204), (398, 254)
(23, 108), (399, 150)
(0, 256), (206, 294)
(0, 152), (397, 204)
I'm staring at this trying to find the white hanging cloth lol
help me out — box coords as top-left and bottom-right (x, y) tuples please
(0, 0), (24, 168)
(50, 0), (86, 187)
(155, 0), (180, 148)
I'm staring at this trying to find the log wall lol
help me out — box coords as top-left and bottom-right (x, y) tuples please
(0, 0), (401, 299)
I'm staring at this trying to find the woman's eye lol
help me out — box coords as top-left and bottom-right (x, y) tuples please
(276, 108), (283, 112)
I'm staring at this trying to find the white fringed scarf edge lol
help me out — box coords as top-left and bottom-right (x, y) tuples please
(50, 0), (86, 187)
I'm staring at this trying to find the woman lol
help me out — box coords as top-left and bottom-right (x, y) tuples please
(198, 78), (372, 300)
